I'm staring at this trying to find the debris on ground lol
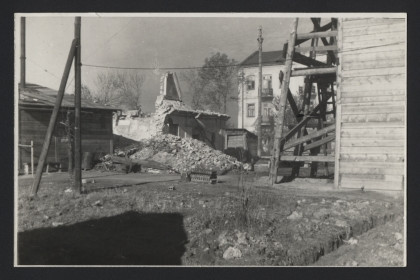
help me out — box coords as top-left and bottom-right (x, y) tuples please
(343, 237), (358, 245)
(52, 222), (64, 227)
(223, 246), (242, 260)
(92, 200), (102, 207)
(97, 134), (242, 174)
(17, 171), (404, 266)
(287, 211), (303, 220)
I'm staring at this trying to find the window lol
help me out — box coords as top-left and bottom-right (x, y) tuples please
(263, 75), (272, 89)
(246, 76), (255, 91)
(247, 104), (255, 117)
(262, 75), (273, 95)
(299, 86), (304, 95)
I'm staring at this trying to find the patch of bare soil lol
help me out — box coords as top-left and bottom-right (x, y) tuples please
(17, 171), (404, 266)
(313, 214), (404, 266)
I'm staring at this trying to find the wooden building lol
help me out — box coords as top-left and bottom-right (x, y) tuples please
(18, 83), (119, 172)
(224, 128), (258, 161)
(335, 18), (406, 191)
(267, 17), (405, 192)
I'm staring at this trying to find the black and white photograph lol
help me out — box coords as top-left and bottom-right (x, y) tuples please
(14, 13), (406, 266)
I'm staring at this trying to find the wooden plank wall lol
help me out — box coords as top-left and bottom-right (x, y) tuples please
(336, 18), (406, 191)
(19, 108), (113, 170)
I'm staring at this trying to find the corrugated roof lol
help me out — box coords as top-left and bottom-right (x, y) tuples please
(240, 50), (286, 67)
(19, 83), (120, 111)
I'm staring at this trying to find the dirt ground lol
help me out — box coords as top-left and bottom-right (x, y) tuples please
(16, 170), (405, 266)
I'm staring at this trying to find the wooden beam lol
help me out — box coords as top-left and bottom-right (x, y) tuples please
(296, 30), (338, 40)
(293, 52), (328, 67)
(286, 89), (300, 117)
(280, 155), (335, 162)
(270, 18), (299, 185)
(74, 17), (82, 193)
(311, 18), (337, 64)
(283, 124), (336, 150)
(295, 21), (333, 46)
(303, 134), (335, 151)
(291, 67), (337, 77)
(279, 95), (330, 142)
(295, 45), (338, 53)
(30, 39), (76, 197)
(282, 21), (334, 59)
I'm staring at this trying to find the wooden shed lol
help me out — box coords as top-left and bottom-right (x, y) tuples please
(224, 128), (258, 161)
(334, 17), (406, 191)
(18, 83), (119, 173)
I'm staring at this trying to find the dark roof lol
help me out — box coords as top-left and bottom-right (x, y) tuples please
(19, 83), (119, 111)
(240, 51), (285, 67)
(240, 50), (329, 68)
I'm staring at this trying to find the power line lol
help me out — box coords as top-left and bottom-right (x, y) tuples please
(27, 58), (61, 81)
(65, 18), (136, 91)
(81, 62), (240, 70)
(81, 41), (405, 71)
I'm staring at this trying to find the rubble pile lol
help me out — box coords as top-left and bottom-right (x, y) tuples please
(122, 134), (242, 174)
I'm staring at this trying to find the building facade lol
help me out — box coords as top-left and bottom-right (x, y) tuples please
(237, 51), (315, 156)
(18, 83), (118, 173)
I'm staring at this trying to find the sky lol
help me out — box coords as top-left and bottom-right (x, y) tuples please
(16, 14), (318, 115)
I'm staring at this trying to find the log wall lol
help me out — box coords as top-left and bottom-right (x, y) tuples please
(335, 17), (406, 191)
(18, 108), (114, 171)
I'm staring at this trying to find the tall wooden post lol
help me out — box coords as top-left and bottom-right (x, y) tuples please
(74, 17), (82, 193)
(30, 40), (77, 197)
(270, 18), (298, 185)
(257, 26), (263, 157)
(66, 110), (74, 175)
(20, 17), (26, 88)
(240, 70), (245, 129)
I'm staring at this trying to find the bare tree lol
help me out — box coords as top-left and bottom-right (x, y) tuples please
(81, 84), (93, 100)
(93, 70), (145, 110)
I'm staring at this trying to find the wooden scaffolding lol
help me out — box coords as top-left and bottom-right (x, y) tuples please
(270, 18), (338, 185)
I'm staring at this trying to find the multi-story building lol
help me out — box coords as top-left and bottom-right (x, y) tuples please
(237, 50), (308, 156)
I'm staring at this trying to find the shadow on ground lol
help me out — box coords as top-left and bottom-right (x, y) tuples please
(18, 211), (187, 265)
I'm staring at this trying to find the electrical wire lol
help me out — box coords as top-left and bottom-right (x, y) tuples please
(27, 58), (62, 81)
(66, 18), (136, 91)
(81, 41), (405, 71)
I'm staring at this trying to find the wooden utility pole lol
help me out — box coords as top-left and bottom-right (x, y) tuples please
(270, 18), (298, 185)
(20, 17), (26, 88)
(257, 26), (263, 157)
(74, 17), (82, 193)
(240, 70), (245, 129)
(30, 40), (77, 197)
(66, 110), (74, 175)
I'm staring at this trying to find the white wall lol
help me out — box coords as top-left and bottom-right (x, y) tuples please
(237, 64), (305, 133)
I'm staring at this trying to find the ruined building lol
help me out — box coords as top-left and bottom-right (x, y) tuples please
(113, 72), (230, 151)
